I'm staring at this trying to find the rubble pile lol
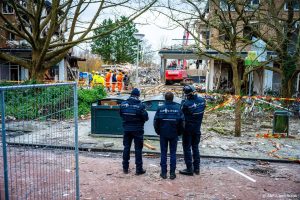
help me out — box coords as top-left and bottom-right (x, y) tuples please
(139, 67), (160, 85)
(141, 85), (183, 97)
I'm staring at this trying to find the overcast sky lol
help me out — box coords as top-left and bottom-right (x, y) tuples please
(136, 11), (184, 63)
(135, 10), (183, 50)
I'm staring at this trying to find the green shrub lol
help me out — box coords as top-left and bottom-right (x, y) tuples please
(78, 86), (106, 116)
(4, 86), (74, 119)
(2, 84), (106, 119)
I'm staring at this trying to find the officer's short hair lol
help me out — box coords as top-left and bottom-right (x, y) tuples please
(165, 92), (174, 101)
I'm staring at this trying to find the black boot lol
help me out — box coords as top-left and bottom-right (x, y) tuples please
(179, 168), (193, 176)
(135, 169), (146, 175)
(160, 173), (167, 179)
(170, 172), (176, 180)
(194, 169), (200, 175)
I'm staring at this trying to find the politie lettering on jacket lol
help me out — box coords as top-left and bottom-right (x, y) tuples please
(121, 103), (141, 109)
(187, 102), (205, 115)
(160, 108), (179, 113)
(120, 103), (142, 115)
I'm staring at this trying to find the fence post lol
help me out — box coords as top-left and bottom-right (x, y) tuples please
(73, 84), (80, 200)
(1, 90), (9, 200)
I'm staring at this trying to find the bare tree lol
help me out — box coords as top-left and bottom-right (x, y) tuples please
(156, 0), (266, 136)
(140, 39), (156, 67)
(159, 35), (169, 49)
(160, 0), (300, 136)
(0, 0), (157, 80)
(237, 0), (300, 97)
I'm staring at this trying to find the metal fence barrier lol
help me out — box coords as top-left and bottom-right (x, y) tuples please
(0, 83), (79, 200)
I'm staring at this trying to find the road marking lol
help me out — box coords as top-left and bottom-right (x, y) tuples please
(227, 166), (256, 183)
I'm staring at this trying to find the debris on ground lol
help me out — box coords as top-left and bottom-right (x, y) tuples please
(144, 142), (156, 150)
(138, 67), (160, 86)
(103, 142), (114, 148)
(208, 127), (231, 135)
(249, 166), (276, 176)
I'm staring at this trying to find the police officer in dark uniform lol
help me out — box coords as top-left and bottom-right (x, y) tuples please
(179, 85), (206, 176)
(120, 88), (149, 175)
(154, 92), (185, 180)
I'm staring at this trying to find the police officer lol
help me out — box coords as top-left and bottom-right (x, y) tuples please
(119, 88), (149, 175)
(154, 92), (184, 180)
(179, 85), (206, 176)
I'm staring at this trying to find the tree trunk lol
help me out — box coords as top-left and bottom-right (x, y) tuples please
(29, 67), (45, 81)
(29, 50), (46, 82)
(234, 97), (242, 137)
(281, 55), (297, 98)
(281, 76), (293, 98)
(232, 61), (242, 137)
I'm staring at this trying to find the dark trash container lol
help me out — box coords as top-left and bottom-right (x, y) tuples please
(91, 95), (129, 135)
(273, 110), (289, 135)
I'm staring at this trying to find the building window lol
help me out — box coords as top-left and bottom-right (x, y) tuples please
(7, 32), (15, 41)
(2, 2), (14, 14)
(220, 0), (235, 12)
(19, 0), (27, 8)
(10, 65), (20, 81)
(243, 22), (259, 40)
(243, 25), (253, 40)
(219, 24), (232, 41)
(200, 30), (210, 49)
(284, 0), (300, 11)
(295, 21), (300, 29)
(245, 0), (260, 11)
(205, 31), (210, 48)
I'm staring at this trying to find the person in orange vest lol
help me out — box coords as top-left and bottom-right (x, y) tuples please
(117, 71), (123, 92)
(105, 70), (112, 92)
(111, 71), (117, 92)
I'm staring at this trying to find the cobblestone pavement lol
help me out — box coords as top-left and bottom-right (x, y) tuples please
(79, 152), (300, 199)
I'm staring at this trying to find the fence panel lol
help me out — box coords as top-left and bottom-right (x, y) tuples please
(0, 83), (79, 200)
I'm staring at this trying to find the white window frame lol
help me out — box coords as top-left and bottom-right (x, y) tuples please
(19, 0), (27, 8)
(245, 0), (260, 11)
(220, 0), (235, 12)
(284, 1), (300, 11)
(295, 21), (300, 29)
(2, 2), (14, 14)
(9, 65), (20, 81)
(8, 32), (15, 41)
(219, 24), (233, 41)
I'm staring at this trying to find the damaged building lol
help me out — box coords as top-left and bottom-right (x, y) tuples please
(0, 0), (85, 82)
(159, 0), (300, 95)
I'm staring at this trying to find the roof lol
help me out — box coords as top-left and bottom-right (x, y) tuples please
(0, 48), (32, 52)
(0, 48), (32, 59)
(69, 56), (86, 61)
(158, 48), (277, 60)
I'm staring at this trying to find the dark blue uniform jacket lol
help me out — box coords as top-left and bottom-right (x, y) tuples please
(120, 97), (149, 132)
(181, 95), (206, 133)
(112, 74), (117, 83)
(154, 101), (185, 139)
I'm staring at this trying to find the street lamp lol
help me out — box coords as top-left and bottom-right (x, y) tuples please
(133, 33), (145, 87)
